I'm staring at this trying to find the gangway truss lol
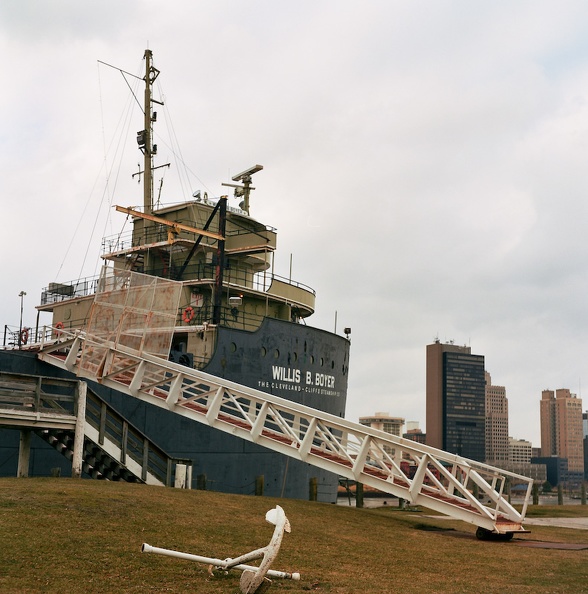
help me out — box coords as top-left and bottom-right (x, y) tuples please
(36, 327), (533, 539)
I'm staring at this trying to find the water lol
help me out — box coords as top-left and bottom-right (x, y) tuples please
(338, 495), (586, 508)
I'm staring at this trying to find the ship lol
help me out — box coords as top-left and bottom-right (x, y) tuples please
(0, 50), (350, 502)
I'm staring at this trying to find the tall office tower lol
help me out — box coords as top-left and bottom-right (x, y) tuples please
(426, 340), (486, 461)
(540, 389), (584, 474)
(485, 372), (509, 464)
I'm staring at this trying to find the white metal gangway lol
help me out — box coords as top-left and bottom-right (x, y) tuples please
(36, 328), (532, 539)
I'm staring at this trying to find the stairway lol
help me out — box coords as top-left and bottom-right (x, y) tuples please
(0, 370), (191, 487)
(36, 428), (138, 481)
(37, 328), (534, 537)
(129, 252), (144, 272)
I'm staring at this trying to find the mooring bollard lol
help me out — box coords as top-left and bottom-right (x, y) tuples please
(309, 477), (317, 501)
(255, 474), (264, 496)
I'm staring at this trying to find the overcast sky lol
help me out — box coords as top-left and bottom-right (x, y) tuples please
(2, 1), (588, 447)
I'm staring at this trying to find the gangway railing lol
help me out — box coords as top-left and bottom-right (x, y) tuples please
(0, 367), (190, 487)
(35, 327), (533, 538)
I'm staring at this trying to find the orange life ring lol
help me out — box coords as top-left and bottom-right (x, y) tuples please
(55, 321), (64, 337)
(183, 307), (194, 324)
(20, 328), (29, 345)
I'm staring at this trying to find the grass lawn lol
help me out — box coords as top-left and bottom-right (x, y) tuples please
(1, 478), (587, 593)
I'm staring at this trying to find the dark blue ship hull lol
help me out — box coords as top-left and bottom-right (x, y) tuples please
(0, 318), (350, 502)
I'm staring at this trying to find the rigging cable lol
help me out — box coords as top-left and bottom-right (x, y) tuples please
(54, 60), (142, 284)
(94, 64), (143, 276)
(158, 81), (189, 200)
(154, 77), (212, 201)
(87, 62), (142, 280)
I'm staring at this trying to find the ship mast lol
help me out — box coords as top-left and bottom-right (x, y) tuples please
(136, 49), (163, 274)
(139, 49), (161, 215)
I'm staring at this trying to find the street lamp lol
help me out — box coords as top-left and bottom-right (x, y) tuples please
(18, 291), (26, 349)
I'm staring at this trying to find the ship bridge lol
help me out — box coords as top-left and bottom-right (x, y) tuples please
(38, 198), (316, 333)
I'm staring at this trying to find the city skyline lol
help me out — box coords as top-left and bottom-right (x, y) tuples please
(365, 342), (587, 471)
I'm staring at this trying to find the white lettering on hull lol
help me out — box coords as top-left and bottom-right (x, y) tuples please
(264, 366), (338, 396)
(271, 366), (301, 383)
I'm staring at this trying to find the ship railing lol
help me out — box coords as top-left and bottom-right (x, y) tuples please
(252, 271), (315, 297)
(102, 230), (135, 254)
(2, 325), (23, 348)
(82, 386), (193, 487)
(2, 324), (77, 349)
(102, 220), (209, 255)
(0, 368), (191, 487)
(42, 263), (314, 304)
(177, 304), (274, 338)
(40, 275), (101, 305)
(101, 223), (277, 256)
(2, 302), (302, 354)
(226, 223), (277, 236)
(0, 371), (79, 416)
(177, 298), (312, 335)
(176, 263), (315, 297)
(101, 228), (199, 255)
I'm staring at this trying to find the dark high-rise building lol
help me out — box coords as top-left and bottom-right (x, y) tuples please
(426, 340), (486, 461)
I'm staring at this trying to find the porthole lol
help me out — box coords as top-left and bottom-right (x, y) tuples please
(310, 355), (315, 364)
(230, 342), (237, 353)
(274, 349), (280, 359)
(261, 347), (267, 357)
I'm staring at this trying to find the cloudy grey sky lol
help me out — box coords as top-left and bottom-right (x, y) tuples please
(2, 1), (588, 447)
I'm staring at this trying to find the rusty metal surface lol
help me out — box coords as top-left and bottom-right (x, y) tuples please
(79, 267), (181, 376)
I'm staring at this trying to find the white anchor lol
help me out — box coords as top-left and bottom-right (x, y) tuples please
(142, 505), (299, 593)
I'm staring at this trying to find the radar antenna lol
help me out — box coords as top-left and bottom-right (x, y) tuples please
(221, 164), (263, 215)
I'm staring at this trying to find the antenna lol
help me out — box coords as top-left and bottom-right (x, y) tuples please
(221, 164), (263, 215)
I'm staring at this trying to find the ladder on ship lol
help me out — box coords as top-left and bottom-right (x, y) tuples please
(36, 327), (533, 539)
